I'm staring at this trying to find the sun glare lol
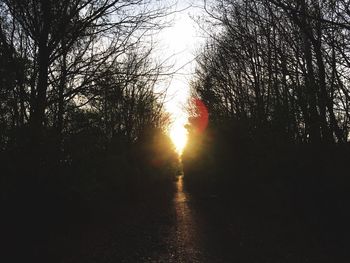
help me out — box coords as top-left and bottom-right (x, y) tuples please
(157, 4), (202, 156)
(169, 119), (188, 155)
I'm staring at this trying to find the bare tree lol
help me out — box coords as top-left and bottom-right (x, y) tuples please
(193, 0), (350, 144)
(2, 0), (169, 150)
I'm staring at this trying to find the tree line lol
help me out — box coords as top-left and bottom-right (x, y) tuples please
(0, 0), (179, 201)
(183, 0), (350, 188)
(192, 0), (350, 145)
(0, 0), (176, 159)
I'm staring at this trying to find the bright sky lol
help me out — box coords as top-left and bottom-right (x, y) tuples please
(156, 0), (204, 154)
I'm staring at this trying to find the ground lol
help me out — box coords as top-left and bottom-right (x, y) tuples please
(2, 173), (350, 263)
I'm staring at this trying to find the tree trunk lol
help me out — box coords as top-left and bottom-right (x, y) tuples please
(56, 43), (67, 154)
(299, 0), (322, 144)
(30, 1), (51, 150)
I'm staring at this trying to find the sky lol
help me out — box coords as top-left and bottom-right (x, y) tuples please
(156, 0), (205, 153)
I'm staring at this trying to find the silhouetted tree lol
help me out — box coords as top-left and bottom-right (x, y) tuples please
(0, 0), (171, 163)
(193, 0), (350, 145)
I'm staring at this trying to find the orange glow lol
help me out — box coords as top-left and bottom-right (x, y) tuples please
(169, 119), (188, 155)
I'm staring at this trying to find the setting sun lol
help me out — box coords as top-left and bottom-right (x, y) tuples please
(169, 118), (188, 155)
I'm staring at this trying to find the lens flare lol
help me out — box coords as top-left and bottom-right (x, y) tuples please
(189, 98), (209, 133)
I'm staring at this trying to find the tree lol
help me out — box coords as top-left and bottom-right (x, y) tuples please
(193, 0), (350, 144)
(2, 0), (169, 153)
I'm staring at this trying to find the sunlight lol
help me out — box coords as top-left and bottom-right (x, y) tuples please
(156, 2), (202, 156)
(169, 117), (188, 155)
